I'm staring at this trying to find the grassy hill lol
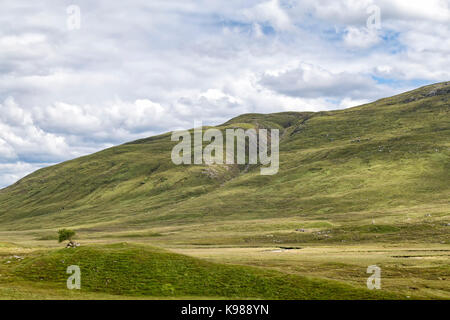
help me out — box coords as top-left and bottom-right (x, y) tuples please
(6, 242), (402, 299)
(0, 82), (448, 238)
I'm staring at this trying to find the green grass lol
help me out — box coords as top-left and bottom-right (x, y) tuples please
(12, 243), (403, 299)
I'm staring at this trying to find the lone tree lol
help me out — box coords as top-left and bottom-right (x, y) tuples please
(58, 229), (76, 247)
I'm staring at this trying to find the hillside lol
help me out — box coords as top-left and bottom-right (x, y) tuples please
(0, 82), (449, 244)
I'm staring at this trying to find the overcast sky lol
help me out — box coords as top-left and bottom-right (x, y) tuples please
(0, 0), (449, 187)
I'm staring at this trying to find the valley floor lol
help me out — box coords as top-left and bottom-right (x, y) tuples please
(0, 227), (448, 300)
(1, 202), (448, 300)
(173, 244), (450, 299)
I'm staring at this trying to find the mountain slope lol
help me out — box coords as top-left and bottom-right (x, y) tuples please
(0, 82), (449, 236)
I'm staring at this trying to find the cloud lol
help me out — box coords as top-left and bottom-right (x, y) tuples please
(295, 0), (449, 25)
(0, 97), (72, 163)
(343, 27), (380, 48)
(259, 63), (391, 99)
(242, 0), (293, 31)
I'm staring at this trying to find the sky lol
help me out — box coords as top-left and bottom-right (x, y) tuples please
(0, 0), (449, 187)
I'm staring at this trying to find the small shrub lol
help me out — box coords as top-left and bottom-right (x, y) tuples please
(58, 229), (76, 244)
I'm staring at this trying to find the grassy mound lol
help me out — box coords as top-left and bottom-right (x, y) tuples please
(14, 243), (402, 299)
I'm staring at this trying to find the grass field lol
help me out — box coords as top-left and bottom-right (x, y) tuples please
(0, 82), (448, 299)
